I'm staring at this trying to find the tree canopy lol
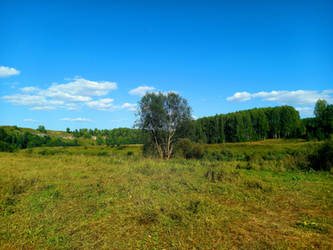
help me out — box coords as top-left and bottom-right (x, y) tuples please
(136, 92), (192, 159)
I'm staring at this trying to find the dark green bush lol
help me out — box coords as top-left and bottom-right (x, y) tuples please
(191, 143), (205, 159)
(309, 140), (333, 171)
(175, 138), (205, 159)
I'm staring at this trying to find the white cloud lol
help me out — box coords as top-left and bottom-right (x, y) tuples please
(226, 91), (252, 102)
(129, 86), (155, 96)
(111, 118), (129, 123)
(226, 89), (333, 117)
(2, 77), (118, 111)
(23, 119), (40, 123)
(86, 98), (115, 111)
(41, 77), (117, 102)
(60, 117), (92, 122)
(0, 66), (20, 78)
(3, 77), (148, 113)
(30, 106), (56, 111)
(85, 99), (137, 112)
(2, 94), (63, 110)
(121, 103), (137, 111)
(21, 87), (40, 93)
(295, 107), (314, 116)
(227, 89), (333, 106)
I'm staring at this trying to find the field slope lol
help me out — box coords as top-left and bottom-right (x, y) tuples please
(0, 143), (332, 249)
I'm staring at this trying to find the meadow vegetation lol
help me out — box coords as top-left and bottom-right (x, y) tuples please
(0, 140), (332, 249)
(1, 98), (332, 248)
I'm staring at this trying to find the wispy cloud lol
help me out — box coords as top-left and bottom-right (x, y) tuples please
(226, 91), (251, 102)
(0, 66), (20, 78)
(86, 98), (115, 111)
(295, 107), (314, 116)
(20, 87), (40, 93)
(129, 86), (155, 96)
(23, 118), (40, 123)
(121, 103), (137, 111)
(3, 94), (64, 110)
(85, 98), (137, 112)
(60, 117), (92, 122)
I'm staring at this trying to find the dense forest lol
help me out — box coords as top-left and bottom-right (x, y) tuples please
(70, 127), (144, 146)
(183, 106), (302, 143)
(182, 101), (332, 143)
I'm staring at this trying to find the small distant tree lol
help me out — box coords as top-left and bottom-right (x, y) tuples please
(66, 127), (71, 133)
(96, 136), (104, 145)
(136, 91), (192, 159)
(314, 99), (327, 118)
(37, 125), (46, 133)
(313, 99), (333, 139)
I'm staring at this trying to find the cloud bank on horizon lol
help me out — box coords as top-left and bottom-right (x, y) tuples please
(227, 90), (333, 116)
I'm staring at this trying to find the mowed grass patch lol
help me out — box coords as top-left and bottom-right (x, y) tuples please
(0, 147), (332, 249)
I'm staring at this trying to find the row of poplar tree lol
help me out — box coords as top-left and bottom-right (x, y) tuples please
(180, 100), (333, 143)
(180, 105), (304, 143)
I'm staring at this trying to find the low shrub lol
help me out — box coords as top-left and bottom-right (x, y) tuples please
(309, 140), (333, 171)
(175, 139), (205, 159)
(97, 151), (109, 156)
(203, 148), (233, 161)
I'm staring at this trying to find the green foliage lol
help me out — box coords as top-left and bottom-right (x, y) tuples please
(0, 128), (79, 152)
(71, 127), (143, 145)
(175, 138), (205, 159)
(37, 125), (47, 133)
(309, 140), (333, 171)
(304, 100), (333, 140)
(189, 105), (302, 144)
(96, 136), (104, 145)
(0, 141), (332, 248)
(137, 92), (192, 159)
(314, 99), (327, 118)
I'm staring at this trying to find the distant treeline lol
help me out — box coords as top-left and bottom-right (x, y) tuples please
(75, 103), (331, 145)
(0, 127), (79, 152)
(69, 127), (144, 146)
(0, 102), (332, 152)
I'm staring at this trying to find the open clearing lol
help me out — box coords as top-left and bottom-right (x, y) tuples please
(0, 141), (332, 249)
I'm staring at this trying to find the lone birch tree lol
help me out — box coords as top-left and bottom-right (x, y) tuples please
(136, 91), (192, 159)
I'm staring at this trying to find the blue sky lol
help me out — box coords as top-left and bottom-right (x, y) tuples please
(1, 0), (332, 131)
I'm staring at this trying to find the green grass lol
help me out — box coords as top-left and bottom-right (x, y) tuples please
(0, 141), (332, 249)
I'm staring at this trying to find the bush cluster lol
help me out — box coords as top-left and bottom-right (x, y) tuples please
(309, 140), (333, 171)
(174, 138), (205, 159)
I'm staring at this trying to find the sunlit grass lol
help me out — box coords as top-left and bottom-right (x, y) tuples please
(0, 142), (332, 249)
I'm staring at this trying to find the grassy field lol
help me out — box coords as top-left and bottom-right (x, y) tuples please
(0, 141), (332, 249)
